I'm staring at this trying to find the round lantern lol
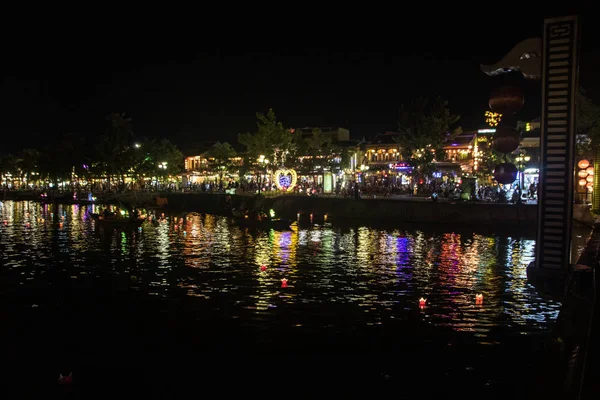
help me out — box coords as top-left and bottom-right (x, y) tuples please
(586, 167), (594, 175)
(587, 182), (594, 189)
(492, 127), (521, 154)
(493, 162), (518, 184)
(489, 86), (525, 115)
(578, 170), (588, 178)
(586, 175), (594, 183)
(579, 179), (587, 186)
(578, 159), (590, 169)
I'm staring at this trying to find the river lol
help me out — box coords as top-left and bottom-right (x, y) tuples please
(0, 200), (590, 398)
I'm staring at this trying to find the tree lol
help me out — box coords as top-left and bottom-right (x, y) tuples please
(145, 138), (184, 182)
(0, 154), (19, 187)
(238, 109), (294, 167)
(576, 91), (600, 156)
(297, 128), (334, 173)
(205, 142), (237, 184)
(394, 97), (462, 185)
(39, 134), (85, 188)
(94, 112), (133, 189)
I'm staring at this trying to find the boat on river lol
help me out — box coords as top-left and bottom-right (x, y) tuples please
(230, 209), (291, 230)
(91, 213), (145, 228)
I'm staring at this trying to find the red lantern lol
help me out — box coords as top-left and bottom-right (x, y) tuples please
(281, 278), (288, 288)
(492, 127), (521, 154)
(493, 163), (518, 185)
(489, 86), (524, 115)
(260, 265), (267, 272)
(419, 298), (427, 308)
(475, 294), (484, 304)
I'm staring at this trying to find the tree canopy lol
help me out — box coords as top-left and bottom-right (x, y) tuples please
(394, 97), (462, 182)
(576, 91), (600, 156)
(238, 109), (294, 167)
(205, 142), (237, 182)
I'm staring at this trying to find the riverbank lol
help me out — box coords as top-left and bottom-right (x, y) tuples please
(164, 192), (538, 228)
(5, 190), (594, 229)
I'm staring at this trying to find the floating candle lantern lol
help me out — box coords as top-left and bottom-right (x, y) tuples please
(476, 294), (484, 304)
(281, 278), (288, 288)
(419, 298), (427, 307)
(260, 265), (267, 272)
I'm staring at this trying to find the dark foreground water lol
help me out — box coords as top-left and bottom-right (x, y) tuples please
(0, 201), (588, 398)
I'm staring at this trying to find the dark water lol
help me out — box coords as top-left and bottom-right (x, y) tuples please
(0, 201), (588, 398)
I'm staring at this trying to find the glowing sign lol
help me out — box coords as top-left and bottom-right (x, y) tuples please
(477, 128), (496, 134)
(274, 169), (297, 192)
(389, 163), (412, 170)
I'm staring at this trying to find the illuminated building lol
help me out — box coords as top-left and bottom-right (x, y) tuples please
(363, 132), (408, 185)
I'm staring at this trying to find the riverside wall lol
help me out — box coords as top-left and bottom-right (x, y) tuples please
(165, 192), (538, 228)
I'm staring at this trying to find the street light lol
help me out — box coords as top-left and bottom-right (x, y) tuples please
(257, 155), (269, 194)
(515, 154), (531, 191)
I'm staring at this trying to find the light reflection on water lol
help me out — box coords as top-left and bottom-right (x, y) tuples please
(0, 200), (588, 343)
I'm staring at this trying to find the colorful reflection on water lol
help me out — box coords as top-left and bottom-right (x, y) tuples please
(0, 200), (580, 344)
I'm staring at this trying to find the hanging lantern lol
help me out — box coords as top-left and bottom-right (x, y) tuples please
(578, 170), (589, 178)
(587, 182), (593, 188)
(491, 127), (521, 153)
(579, 179), (587, 186)
(578, 159), (590, 169)
(586, 166), (594, 175)
(587, 175), (594, 183)
(493, 163), (518, 184)
(489, 86), (525, 115)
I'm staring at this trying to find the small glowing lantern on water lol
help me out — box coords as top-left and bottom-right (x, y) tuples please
(269, 209), (276, 218)
(419, 298), (427, 308)
(260, 265), (267, 272)
(476, 294), (484, 304)
(281, 278), (288, 288)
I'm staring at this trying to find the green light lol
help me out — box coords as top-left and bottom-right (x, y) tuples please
(269, 209), (275, 218)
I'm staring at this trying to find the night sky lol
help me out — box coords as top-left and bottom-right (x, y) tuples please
(1, 6), (598, 155)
